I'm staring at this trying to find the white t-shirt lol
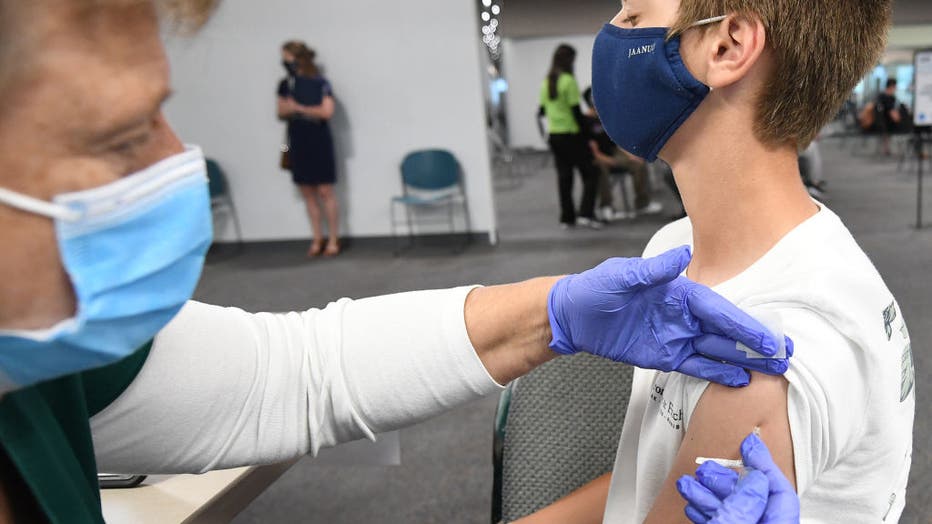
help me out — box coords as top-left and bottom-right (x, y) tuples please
(603, 205), (915, 523)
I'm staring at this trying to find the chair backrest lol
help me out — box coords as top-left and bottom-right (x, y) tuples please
(500, 354), (634, 522)
(400, 149), (460, 191)
(205, 158), (227, 199)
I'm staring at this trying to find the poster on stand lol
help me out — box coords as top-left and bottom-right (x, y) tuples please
(915, 50), (932, 128)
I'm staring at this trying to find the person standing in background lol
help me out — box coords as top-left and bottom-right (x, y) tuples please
(537, 45), (601, 230)
(278, 41), (340, 257)
(876, 78), (901, 156)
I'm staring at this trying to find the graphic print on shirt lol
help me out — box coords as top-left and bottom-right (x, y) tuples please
(649, 376), (684, 431)
(882, 301), (897, 341)
(884, 301), (915, 402)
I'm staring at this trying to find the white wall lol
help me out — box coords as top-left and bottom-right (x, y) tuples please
(500, 0), (614, 38)
(163, 0), (495, 242)
(502, 35), (596, 150)
(888, 25), (932, 48)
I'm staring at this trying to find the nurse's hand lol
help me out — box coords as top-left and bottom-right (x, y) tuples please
(547, 246), (792, 387)
(676, 433), (801, 523)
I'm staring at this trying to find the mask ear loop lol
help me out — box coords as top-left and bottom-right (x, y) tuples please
(0, 187), (81, 222)
(692, 15), (727, 27)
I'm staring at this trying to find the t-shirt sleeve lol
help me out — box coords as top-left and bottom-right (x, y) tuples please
(277, 78), (290, 97)
(778, 307), (868, 494)
(321, 78), (334, 98)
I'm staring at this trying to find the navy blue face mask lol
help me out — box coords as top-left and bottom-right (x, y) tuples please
(591, 16), (725, 161)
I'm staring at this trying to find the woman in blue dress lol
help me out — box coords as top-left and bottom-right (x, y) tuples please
(278, 41), (340, 257)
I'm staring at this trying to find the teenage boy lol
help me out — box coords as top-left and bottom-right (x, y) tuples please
(517, 0), (914, 522)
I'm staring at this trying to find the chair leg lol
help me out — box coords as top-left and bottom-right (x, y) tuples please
(460, 194), (473, 252)
(448, 200), (460, 255)
(448, 200), (455, 234)
(390, 200), (400, 257)
(405, 206), (416, 251)
(227, 196), (245, 253)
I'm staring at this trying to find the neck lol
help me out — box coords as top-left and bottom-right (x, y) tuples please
(664, 104), (819, 287)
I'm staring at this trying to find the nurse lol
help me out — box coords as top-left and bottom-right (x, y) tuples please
(0, 1), (793, 523)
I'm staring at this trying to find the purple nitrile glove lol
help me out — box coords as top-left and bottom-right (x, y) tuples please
(676, 433), (801, 524)
(547, 246), (793, 387)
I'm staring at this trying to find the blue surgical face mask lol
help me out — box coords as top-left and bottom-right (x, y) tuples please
(591, 16), (726, 161)
(0, 146), (213, 393)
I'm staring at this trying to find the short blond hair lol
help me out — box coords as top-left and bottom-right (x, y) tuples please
(671, 0), (892, 149)
(156, 0), (219, 32)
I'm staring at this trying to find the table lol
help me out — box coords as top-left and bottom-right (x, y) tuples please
(101, 430), (401, 523)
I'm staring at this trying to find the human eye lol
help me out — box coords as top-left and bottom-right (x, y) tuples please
(108, 131), (151, 156)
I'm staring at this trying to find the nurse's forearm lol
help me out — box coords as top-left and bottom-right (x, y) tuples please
(464, 277), (562, 385)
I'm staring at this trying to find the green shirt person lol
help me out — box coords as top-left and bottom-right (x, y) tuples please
(536, 44), (601, 228)
(539, 72), (582, 135)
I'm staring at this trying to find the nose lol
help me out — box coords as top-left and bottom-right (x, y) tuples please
(610, 9), (627, 28)
(139, 112), (185, 168)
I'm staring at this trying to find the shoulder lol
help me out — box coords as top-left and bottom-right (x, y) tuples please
(558, 73), (578, 88)
(741, 206), (893, 319)
(642, 218), (693, 258)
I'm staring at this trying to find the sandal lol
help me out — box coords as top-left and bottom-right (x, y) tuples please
(307, 240), (324, 258)
(323, 241), (341, 257)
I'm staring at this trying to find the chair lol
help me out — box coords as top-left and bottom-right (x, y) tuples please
(390, 149), (471, 254)
(205, 158), (244, 247)
(491, 354), (634, 523)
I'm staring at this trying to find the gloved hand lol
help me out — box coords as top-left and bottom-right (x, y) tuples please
(676, 433), (801, 523)
(547, 246), (793, 387)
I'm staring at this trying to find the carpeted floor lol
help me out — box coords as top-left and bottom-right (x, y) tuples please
(193, 138), (930, 523)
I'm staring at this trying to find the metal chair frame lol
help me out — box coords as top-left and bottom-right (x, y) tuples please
(206, 159), (244, 254)
(390, 150), (472, 255)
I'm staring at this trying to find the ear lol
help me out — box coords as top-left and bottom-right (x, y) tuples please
(701, 15), (767, 90)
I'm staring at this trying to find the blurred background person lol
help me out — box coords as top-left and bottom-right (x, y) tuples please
(582, 87), (662, 221)
(537, 44), (600, 230)
(876, 79), (902, 156)
(278, 40), (340, 257)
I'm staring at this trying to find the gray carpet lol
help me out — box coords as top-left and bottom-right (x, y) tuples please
(193, 139), (932, 523)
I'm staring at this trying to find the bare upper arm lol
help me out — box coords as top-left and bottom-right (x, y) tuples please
(276, 96), (291, 119)
(513, 473), (612, 524)
(318, 95), (336, 119)
(644, 372), (797, 523)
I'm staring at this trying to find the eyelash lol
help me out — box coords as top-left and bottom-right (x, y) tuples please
(622, 15), (639, 26)
(110, 133), (151, 155)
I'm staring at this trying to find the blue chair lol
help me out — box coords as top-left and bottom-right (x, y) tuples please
(391, 149), (471, 254)
(205, 158), (244, 247)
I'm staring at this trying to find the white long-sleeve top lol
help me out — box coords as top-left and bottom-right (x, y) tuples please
(89, 286), (504, 474)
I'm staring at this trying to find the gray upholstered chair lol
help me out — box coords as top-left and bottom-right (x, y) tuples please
(492, 353), (634, 523)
